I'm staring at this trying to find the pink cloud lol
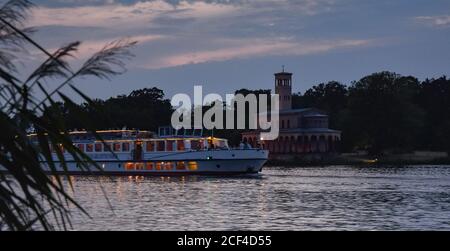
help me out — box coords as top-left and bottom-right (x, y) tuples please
(74, 34), (165, 59)
(143, 38), (371, 69)
(30, 34), (164, 64)
(29, 0), (240, 29)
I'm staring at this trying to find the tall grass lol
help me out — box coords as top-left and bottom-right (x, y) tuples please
(0, 0), (136, 230)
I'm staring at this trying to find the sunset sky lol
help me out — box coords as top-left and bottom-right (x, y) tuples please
(22, 0), (450, 101)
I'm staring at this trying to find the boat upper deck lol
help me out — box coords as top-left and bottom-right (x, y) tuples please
(28, 128), (230, 154)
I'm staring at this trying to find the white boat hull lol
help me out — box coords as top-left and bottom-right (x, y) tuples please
(3, 149), (269, 176)
(41, 159), (267, 175)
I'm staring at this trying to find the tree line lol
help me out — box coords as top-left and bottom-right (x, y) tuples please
(292, 71), (450, 155)
(49, 71), (450, 155)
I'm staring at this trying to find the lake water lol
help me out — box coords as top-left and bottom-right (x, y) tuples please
(66, 165), (450, 230)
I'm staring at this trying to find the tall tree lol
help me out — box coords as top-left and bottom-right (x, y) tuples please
(416, 76), (450, 152)
(344, 72), (424, 154)
(57, 87), (173, 132)
(301, 81), (348, 127)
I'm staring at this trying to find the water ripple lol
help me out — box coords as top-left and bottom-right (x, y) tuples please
(65, 165), (450, 230)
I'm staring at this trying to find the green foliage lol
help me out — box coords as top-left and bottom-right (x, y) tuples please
(345, 72), (424, 154)
(54, 74), (450, 155)
(54, 88), (270, 147)
(49, 87), (173, 132)
(293, 81), (348, 128)
(416, 76), (450, 152)
(293, 72), (450, 155)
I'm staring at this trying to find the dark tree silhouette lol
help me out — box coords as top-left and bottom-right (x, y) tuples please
(416, 76), (450, 153)
(343, 72), (424, 154)
(51, 87), (173, 132)
(294, 81), (348, 128)
(58, 75), (450, 155)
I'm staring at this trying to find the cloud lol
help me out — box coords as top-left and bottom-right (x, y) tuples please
(30, 34), (165, 62)
(143, 38), (371, 69)
(74, 34), (166, 59)
(415, 15), (450, 28)
(52, 0), (116, 4)
(29, 0), (240, 29)
(26, 0), (375, 71)
(29, 0), (338, 29)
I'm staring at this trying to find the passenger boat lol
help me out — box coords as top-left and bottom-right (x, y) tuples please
(21, 127), (268, 175)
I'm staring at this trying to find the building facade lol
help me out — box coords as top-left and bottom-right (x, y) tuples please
(241, 70), (341, 155)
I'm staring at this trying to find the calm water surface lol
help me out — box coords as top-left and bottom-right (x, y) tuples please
(67, 165), (450, 230)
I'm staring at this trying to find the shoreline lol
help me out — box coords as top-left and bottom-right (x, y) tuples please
(265, 156), (450, 167)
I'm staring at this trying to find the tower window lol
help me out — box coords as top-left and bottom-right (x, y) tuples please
(281, 120), (285, 129)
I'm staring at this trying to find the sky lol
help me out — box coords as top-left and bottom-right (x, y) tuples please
(12, 0), (450, 101)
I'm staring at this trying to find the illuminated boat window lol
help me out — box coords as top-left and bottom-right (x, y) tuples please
(191, 140), (200, 150)
(183, 140), (191, 150)
(176, 161), (186, 170)
(135, 163), (144, 170)
(155, 162), (162, 170)
(113, 142), (121, 152)
(166, 140), (174, 151)
(156, 141), (165, 151)
(122, 142), (130, 152)
(86, 144), (93, 152)
(188, 161), (198, 171)
(200, 140), (205, 150)
(95, 143), (102, 152)
(164, 162), (173, 170)
(76, 144), (84, 152)
(125, 162), (134, 170)
(177, 140), (185, 151)
(146, 141), (154, 152)
(146, 162), (153, 170)
(215, 139), (229, 149)
(104, 143), (112, 152)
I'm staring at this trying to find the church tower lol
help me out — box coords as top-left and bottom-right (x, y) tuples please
(274, 67), (292, 110)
